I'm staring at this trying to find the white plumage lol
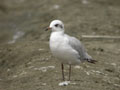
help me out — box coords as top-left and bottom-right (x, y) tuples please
(46, 20), (96, 80)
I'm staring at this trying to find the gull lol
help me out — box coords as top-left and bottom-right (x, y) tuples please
(46, 20), (96, 81)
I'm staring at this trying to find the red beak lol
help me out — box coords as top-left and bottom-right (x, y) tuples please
(45, 27), (52, 31)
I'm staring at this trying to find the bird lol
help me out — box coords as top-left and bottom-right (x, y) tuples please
(46, 20), (96, 81)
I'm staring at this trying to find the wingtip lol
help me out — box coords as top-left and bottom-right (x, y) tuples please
(87, 59), (97, 64)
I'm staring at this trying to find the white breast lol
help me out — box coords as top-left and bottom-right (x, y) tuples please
(49, 32), (81, 64)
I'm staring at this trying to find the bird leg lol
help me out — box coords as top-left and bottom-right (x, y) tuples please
(61, 63), (65, 81)
(68, 64), (71, 81)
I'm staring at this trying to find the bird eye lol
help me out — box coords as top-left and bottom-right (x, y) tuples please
(55, 24), (58, 27)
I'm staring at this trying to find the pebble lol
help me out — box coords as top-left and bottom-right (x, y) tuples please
(59, 81), (70, 86)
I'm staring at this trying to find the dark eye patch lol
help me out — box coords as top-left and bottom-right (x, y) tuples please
(55, 24), (59, 27)
(60, 25), (63, 28)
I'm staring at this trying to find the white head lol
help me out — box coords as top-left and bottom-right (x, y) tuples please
(46, 20), (64, 32)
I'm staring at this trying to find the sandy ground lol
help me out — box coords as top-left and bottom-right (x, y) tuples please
(0, 0), (120, 90)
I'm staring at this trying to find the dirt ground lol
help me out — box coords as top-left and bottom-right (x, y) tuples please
(0, 0), (120, 90)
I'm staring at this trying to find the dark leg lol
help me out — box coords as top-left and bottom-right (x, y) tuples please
(61, 63), (65, 81)
(68, 64), (71, 81)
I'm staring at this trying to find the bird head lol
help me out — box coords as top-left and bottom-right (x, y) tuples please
(46, 20), (64, 32)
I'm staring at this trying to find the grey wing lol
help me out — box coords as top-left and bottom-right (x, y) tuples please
(66, 35), (92, 60)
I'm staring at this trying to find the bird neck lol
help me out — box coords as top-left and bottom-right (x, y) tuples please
(52, 30), (65, 36)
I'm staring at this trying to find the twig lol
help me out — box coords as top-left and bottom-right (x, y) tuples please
(81, 35), (120, 39)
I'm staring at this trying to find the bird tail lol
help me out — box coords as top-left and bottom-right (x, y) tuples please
(84, 53), (97, 64)
(86, 59), (97, 64)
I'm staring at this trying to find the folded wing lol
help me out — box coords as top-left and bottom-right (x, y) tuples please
(66, 34), (96, 63)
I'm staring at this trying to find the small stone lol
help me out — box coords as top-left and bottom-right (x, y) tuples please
(59, 81), (70, 86)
